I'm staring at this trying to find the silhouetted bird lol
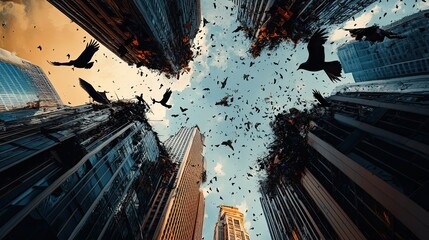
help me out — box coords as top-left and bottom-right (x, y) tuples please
(203, 18), (210, 27)
(215, 96), (231, 106)
(152, 88), (172, 108)
(232, 26), (243, 33)
(180, 107), (188, 112)
(312, 90), (330, 107)
(221, 140), (234, 150)
(135, 93), (144, 105)
(298, 29), (342, 82)
(49, 40), (99, 69)
(79, 78), (109, 104)
(345, 25), (406, 42)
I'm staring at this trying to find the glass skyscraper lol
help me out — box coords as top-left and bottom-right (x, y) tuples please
(0, 50), (62, 111)
(260, 81), (429, 240)
(0, 102), (170, 239)
(47, 0), (201, 75)
(338, 10), (429, 82)
(143, 126), (206, 240)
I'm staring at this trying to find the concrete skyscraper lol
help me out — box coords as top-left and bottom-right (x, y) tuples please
(259, 81), (429, 240)
(338, 10), (429, 82)
(142, 126), (206, 240)
(0, 102), (172, 240)
(47, 0), (201, 75)
(0, 48), (62, 112)
(233, 0), (377, 56)
(214, 205), (250, 240)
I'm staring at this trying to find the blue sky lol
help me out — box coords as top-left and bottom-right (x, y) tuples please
(1, 0), (428, 239)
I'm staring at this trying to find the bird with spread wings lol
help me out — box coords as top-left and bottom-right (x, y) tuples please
(48, 40), (99, 69)
(298, 29), (342, 82)
(152, 88), (172, 109)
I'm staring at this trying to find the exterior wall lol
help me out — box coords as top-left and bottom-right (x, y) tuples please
(0, 104), (163, 240)
(47, 0), (201, 74)
(214, 205), (250, 240)
(234, 0), (377, 40)
(153, 127), (206, 240)
(338, 10), (429, 82)
(261, 81), (429, 240)
(0, 55), (62, 111)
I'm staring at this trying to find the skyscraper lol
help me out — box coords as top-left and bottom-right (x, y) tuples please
(143, 126), (206, 240)
(47, 0), (201, 75)
(0, 102), (172, 240)
(214, 205), (250, 240)
(0, 48), (62, 111)
(259, 81), (429, 240)
(338, 9), (429, 82)
(233, 0), (377, 56)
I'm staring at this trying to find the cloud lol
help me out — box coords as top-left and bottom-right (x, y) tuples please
(330, 5), (380, 41)
(236, 200), (248, 217)
(214, 162), (225, 176)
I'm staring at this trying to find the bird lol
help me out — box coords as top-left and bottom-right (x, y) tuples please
(220, 77), (228, 89)
(215, 96), (231, 106)
(48, 40), (99, 69)
(345, 25), (406, 43)
(79, 78), (110, 104)
(203, 18), (210, 27)
(312, 90), (330, 107)
(152, 88), (172, 108)
(298, 29), (342, 82)
(232, 26), (243, 33)
(221, 140), (234, 151)
(180, 107), (188, 112)
(37, 45), (42, 51)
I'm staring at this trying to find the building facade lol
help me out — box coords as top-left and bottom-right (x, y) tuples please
(260, 81), (429, 240)
(142, 126), (206, 240)
(338, 10), (429, 82)
(0, 102), (171, 239)
(0, 49), (62, 111)
(214, 205), (250, 240)
(47, 0), (201, 75)
(233, 0), (376, 56)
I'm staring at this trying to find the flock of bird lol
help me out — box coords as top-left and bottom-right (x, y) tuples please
(2, 0), (424, 238)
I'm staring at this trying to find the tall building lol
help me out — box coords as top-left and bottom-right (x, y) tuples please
(338, 10), (429, 82)
(233, 0), (377, 56)
(260, 81), (429, 240)
(214, 205), (250, 240)
(47, 0), (201, 75)
(142, 126), (206, 240)
(0, 48), (62, 111)
(0, 102), (172, 239)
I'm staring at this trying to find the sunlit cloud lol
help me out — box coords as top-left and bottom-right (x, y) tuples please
(214, 162), (225, 176)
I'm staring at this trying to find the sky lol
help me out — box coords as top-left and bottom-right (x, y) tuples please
(1, 0), (428, 239)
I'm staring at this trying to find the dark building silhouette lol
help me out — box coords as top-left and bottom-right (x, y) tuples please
(338, 10), (429, 82)
(47, 0), (201, 75)
(233, 0), (377, 56)
(0, 102), (172, 240)
(140, 126), (206, 240)
(260, 81), (429, 240)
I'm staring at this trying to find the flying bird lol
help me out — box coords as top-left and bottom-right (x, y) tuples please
(312, 90), (330, 107)
(152, 88), (172, 109)
(203, 18), (210, 27)
(345, 25), (406, 42)
(221, 140), (234, 151)
(220, 77), (228, 89)
(180, 107), (188, 112)
(79, 78), (110, 104)
(215, 95), (231, 107)
(298, 29), (342, 82)
(37, 45), (42, 51)
(48, 40), (99, 69)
